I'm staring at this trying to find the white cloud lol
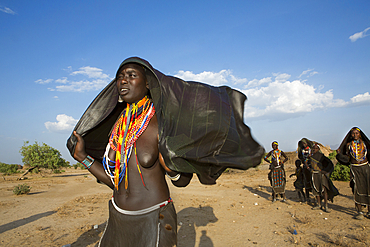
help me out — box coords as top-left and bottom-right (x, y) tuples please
(0, 7), (16, 15)
(299, 69), (319, 78)
(242, 77), (347, 120)
(273, 73), (291, 83)
(175, 69), (246, 86)
(245, 77), (272, 88)
(45, 114), (78, 133)
(55, 79), (108, 92)
(55, 77), (68, 84)
(351, 92), (370, 104)
(37, 66), (112, 92)
(35, 79), (53, 84)
(71, 66), (110, 79)
(349, 27), (370, 42)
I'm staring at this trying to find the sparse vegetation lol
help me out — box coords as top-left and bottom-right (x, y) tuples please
(13, 184), (31, 195)
(0, 162), (21, 175)
(331, 163), (351, 181)
(73, 163), (86, 169)
(20, 141), (70, 172)
(328, 151), (351, 181)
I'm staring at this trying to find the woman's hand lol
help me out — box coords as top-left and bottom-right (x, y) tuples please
(73, 131), (88, 163)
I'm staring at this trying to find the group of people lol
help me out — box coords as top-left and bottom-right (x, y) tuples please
(264, 127), (370, 219)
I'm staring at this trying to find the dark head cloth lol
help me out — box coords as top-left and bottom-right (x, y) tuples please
(336, 127), (370, 165)
(297, 138), (314, 161)
(66, 57), (265, 184)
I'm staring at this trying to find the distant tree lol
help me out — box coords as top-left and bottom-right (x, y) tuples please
(19, 141), (69, 172)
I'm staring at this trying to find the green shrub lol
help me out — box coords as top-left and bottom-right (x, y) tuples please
(331, 163), (350, 181)
(13, 184), (31, 195)
(73, 163), (86, 169)
(328, 150), (337, 160)
(0, 163), (21, 175)
(31, 168), (40, 174)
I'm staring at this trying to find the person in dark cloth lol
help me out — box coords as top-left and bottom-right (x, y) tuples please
(297, 138), (314, 203)
(309, 144), (338, 212)
(336, 127), (370, 220)
(67, 57), (264, 246)
(264, 141), (288, 202)
(289, 160), (306, 202)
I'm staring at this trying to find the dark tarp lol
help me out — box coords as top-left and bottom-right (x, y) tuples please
(67, 57), (265, 185)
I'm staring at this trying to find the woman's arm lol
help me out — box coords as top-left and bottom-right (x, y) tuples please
(73, 131), (114, 189)
(281, 151), (288, 164)
(264, 151), (272, 163)
(158, 152), (193, 187)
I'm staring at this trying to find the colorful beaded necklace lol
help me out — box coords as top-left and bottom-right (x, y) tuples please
(302, 146), (311, 161)
(272, 149), (281, 165)
(104, 96), (155, 190)
(349, 140), (367, 162)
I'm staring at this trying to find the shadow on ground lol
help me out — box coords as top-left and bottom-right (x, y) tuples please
(0, 210), (56, 234)
(177, 206), (218, 247)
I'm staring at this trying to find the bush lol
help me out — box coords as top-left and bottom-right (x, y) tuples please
(328, 150), (337, 160)
(0, 163), (21, 175)
(73, 163), (86, 169)
(331, 163), (351, 181)
(20, 141), (70, 172)
(13, 184), (31, 195)
(31, 168), (40, 174)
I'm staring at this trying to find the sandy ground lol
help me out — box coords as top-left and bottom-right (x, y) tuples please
(1, 153), (370, 247)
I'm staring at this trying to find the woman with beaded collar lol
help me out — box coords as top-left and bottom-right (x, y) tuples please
(67, 57), (264, 246)
(264, 141), (288, 202)
(72, 62), (192, 246)
(337, 127), (370, 219)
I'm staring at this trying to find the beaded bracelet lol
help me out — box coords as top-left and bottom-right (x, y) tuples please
(81, 155), (95, 169)
(166, 172), (181, 181)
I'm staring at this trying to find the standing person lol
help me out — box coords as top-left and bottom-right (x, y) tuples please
(67, 57), (264, 246)
(336, 127), (370, 220)
(264, 141), (288, 202)
(297, 138), (314, 203)
(310, 144), (338, 212)
(289, 160), (306, 202)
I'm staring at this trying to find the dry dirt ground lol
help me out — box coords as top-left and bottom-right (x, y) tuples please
(1, 152), (370, 247)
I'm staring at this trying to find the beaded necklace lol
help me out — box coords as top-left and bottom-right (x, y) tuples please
(103, 96), (155, 190)
(272, 149), (281, 165)
(302, 146), (311, 161)
(349, 140), (367, 162)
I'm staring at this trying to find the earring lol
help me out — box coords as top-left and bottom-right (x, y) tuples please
(118, 96), (123, 103)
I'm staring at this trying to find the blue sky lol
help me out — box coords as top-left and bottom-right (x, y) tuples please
(1, 1), (369, 165)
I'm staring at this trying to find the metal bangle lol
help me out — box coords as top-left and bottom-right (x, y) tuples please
(166, 172), (181, 181)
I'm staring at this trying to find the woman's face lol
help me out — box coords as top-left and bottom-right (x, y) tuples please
(302, 142), (307, 148)
(116, 63), (148, 104)
(272, 143), (278, 150)
(312, 145), (319, 154)
(351, 129), (361, 141)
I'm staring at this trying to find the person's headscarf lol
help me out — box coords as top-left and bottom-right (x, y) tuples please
(336, 127), (370, 165)
(66, 57), (265, 184)
(297, 138), (314, 161)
